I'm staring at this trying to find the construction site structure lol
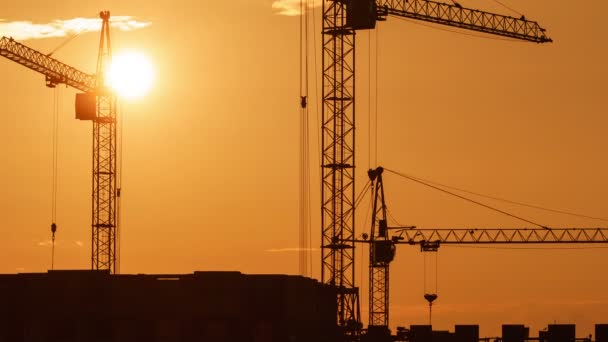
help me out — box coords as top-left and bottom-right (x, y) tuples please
(321, 0), (551, 334)
(0, 11), (119, 273)
(363, 166), (608, 341)
(0, 270), (338, 342)
(394, 323), (608, 342)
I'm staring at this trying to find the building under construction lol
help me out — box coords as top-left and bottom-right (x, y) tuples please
(0, 270), (338, 342)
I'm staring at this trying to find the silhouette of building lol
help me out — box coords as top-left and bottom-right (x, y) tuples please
(401, 324), (607, 342)
(2, 270), (606, 342)
(0, 270), (337, 342)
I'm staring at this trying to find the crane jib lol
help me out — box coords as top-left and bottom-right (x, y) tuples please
(0, 36), (96, 92)
(345, 0), (552, 43)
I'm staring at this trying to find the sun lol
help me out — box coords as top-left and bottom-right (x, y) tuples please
(107, 50), (155, 100)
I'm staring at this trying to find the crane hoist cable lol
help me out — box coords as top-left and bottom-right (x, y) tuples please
(366, 26), (380, 169)
(50, 87), (61, 270)
(47, 19), (91, 271)
(116, 102), (125, 274)
(423, 250), (439, 324)
(299, 0), (312, 278)
(367, 30), (372, 170)
(308, 0), (321, 278)
(374, 26), (380, 166)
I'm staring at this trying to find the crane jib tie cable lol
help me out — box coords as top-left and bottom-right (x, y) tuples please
(384, 168), (550, 229)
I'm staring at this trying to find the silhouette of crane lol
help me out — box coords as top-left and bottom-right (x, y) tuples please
(320, 0), (551, 335)
(0, 11), (119, 273)
(362, 166), (608, 341)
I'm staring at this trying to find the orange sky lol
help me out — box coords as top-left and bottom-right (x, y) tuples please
(1, 0), (607, 337)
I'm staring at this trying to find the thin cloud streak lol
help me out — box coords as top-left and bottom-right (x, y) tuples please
(36, 240), (85, 248)
(0, 16), (151, 41)
(265, 247), (319, 253)
(272, 0), (320, 16)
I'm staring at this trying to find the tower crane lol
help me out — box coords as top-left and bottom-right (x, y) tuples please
(0, 11), (119, 273)
(362, 166), (608, 341)
(320, 0), (552, 335)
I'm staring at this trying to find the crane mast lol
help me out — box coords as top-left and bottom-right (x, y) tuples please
(322, 0), (360, 334)
(0, 11), (118, 273)
(321, 0), (552, 335)
(92, 11), (118, 273)
(367, 167), (394, 328)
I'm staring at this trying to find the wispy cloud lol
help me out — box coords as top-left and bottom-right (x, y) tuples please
(36, 240), (85, 248)
(0, 16), (151, 41)
(272, 0), (320, 16)
(265, 247), (319, 252)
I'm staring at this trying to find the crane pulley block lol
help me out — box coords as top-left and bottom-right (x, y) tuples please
(75, 92), (97, 120)
(347, 0), (378, 30)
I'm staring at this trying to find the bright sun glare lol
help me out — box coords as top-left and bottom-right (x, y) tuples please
(107, 50), (155, 100)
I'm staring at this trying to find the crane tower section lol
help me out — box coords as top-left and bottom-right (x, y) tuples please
(91, 11), (118, 273)
(367, 167), (394, 328)
(321, 0), (360, 333)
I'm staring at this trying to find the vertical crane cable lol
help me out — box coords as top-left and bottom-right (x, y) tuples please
(46, 20), (89, 271)
(423, 251), (438, 324)
(434, 251), (439, 319)
(307, 0), (314, 278)
(423, 252), (431, 325)
(423, 252), (426, 297)
(375, 26), (380, 166)
(51, 88), (60, 270)
(310, 0), (321, 279)
(368, 31), (372, 170)
(299, 0), (312, 277)
(368, 23), (379, 166)
(117, 101), (124, 274)
(299, 0), (303, 277)
(306, 0), (311, 278)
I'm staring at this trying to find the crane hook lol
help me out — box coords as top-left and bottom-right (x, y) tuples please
(50, 222), (57, 270)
